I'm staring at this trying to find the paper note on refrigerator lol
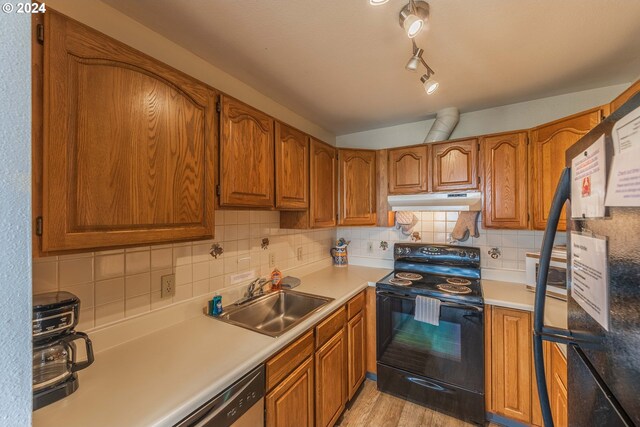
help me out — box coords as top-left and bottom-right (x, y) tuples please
(605, 152), (640, 207)
(571, 233), (609, 331)
(612, 104), (640, 154)
(571, 135), (606, 218)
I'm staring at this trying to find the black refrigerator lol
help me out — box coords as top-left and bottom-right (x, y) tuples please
(533, 92), (640, 427)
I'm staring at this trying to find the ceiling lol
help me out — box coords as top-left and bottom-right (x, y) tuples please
(100, 0), (640, 135)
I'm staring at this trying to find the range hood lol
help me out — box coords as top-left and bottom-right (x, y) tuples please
(387, 192), (482, 212)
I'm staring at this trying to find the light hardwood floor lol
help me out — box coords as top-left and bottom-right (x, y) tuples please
(337, 380), (499, 427)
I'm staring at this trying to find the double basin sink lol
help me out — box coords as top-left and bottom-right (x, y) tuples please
(213, 289), (333, 337)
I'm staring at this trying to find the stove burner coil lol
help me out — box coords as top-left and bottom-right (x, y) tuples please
(446, 277), (472, 286)
(436, 284), (472, 294)
(389, 278), (412, 286)
(395, 272), (423, 281)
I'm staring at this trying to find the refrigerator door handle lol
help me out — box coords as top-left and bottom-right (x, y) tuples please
(533, 167), (571, 427)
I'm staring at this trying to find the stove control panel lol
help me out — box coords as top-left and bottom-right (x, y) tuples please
(394, 243), (480, 266)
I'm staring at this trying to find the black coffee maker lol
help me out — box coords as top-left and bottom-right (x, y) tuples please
(32, 291), (94, 410)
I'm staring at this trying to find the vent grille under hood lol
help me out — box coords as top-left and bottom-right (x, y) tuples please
(387, 192), (482, 212)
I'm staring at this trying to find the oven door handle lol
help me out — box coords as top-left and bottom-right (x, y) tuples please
(376, 291), (483, 312)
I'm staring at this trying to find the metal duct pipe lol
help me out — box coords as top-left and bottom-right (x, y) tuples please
(424, 107), (460, 143)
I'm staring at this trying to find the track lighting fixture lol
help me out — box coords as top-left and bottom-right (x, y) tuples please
(373, 0), (439, 94)
(399, 0), (429, 39)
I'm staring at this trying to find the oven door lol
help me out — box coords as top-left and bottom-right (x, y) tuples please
(376, 289), (484, 392)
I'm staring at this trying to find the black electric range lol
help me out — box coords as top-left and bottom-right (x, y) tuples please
(376, 243), (485, 425)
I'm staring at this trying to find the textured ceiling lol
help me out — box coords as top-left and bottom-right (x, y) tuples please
(100, 0), (640, 135)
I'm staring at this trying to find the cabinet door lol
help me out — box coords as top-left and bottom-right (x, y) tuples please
(388, 145), (429, 194)
(266, 356), (315, 427)
(610, 79), (640, 113)
(316, 329), (347, 427)
(530, 108), (602, 231)
(220, 95), (274, 207)
(41, 11), (216, 252)
(432, 138), (479, 191)
(481, 132), (528, 229)
(491, 307), (532, 423)
(310, 139), (337, 228)
(338, 149), (377, 226)
(550, 344), (568, 427)
(275, 122), (309, 210)
(347, 311), (366, 400)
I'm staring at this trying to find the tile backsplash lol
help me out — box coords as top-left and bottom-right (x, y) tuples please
(33, 210), (334, 331)
(338, 211), (566, 271)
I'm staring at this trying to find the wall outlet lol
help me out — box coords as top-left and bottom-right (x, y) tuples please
(297, 247), (303, 261)
(269, 252), (276, 268)
(367, 241), (374, 253)
(161, 274), (175, 299)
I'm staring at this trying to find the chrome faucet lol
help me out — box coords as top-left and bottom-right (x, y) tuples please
(235, 278), (269, 306)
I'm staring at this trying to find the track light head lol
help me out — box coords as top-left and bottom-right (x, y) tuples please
(420, 74), (439, 95)
(399, 1), (430, 39)
(405, 47), (424, 71)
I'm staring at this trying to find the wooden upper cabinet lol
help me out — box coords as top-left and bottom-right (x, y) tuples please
(338, 149), (377, 226)
(310, 139), (338, 228)
(388, 145), (429, 194)
(530, 108), (602, 231)
(431, 138), (479, 192)
(610, 79), (640, 113)
(219, 95), (274, 208)
(39, 11), (216, 252)
(491, 307), (532, 424)
(481, 132), (528, 229)
(275, 122), (309, 210)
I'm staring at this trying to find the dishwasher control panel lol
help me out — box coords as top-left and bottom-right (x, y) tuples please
(176, 365), (265, 427)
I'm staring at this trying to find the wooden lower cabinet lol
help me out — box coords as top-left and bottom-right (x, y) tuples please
(347, 311), (366, 400)
(490, 307), (533, 423)
(316, 328), (347, 427)
(266, 356), (315, 427)
(265, 292), (365, 427)
(486, 306), (568, 427)
(549, 343), (568, 427)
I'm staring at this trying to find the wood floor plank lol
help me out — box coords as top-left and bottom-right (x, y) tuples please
(337, 380), (499, 427)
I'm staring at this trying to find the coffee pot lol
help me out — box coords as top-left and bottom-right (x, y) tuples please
(32, 291), (94, 410)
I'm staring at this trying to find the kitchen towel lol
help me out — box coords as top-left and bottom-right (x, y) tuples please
(414, 295), (441, 326)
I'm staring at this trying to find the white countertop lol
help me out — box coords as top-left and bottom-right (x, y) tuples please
(33, 265), (391, 427)
(482, 279), (567, 330)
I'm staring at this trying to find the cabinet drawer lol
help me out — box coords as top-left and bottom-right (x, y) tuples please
(316, 306), (346, 349)
(266, 330), (314, 391)
(347, 291), (365, 320)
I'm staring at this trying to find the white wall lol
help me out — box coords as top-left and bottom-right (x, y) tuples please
(45, 0), (336, 144)
(337, 83), (629, 148)
(0, 8), (33, 425)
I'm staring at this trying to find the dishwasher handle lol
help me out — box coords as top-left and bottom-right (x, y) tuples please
(176, 365), (265, 427)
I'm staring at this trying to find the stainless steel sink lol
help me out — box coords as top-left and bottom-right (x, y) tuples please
(213, 289), (333, 337)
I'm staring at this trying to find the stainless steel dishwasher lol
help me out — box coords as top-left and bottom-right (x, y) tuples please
(176, 365), (265, 427)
